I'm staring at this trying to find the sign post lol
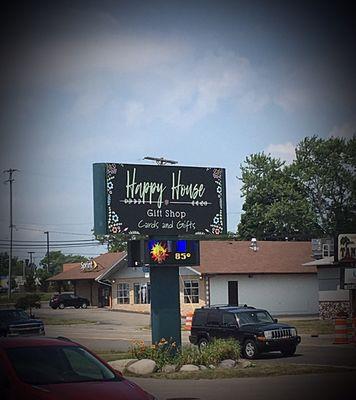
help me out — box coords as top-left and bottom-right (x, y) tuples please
(93, 162), (226, 348)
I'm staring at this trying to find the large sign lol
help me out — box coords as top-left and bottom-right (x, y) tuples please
(93, 163), (226, 236)
(338, 234), (356, 264)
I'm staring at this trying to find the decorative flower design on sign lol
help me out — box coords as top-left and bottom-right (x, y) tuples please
(150, 242), (170, 264)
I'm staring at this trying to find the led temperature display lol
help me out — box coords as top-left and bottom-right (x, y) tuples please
(145, 240), (200, 266)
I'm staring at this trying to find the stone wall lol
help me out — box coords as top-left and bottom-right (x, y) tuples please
(319, 300), (350, 319)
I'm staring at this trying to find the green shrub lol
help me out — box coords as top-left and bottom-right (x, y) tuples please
(130, 338), (178, 369)
(178, 344), (202, 366)
(129, 338), (240, 370)
(199, 338), (240, 366)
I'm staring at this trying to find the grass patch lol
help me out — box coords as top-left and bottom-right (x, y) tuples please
(0, 292), (54, 304)
(127, 363), (351, 380)
(282, 319), (334, 335)
(42, 317), (96, 325)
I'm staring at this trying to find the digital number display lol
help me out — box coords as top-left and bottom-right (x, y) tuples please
(144, 240), (200, 266)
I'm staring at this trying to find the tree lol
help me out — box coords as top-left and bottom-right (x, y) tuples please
(95, 234), (127, 252)
(15, 294), (41, 315)
(24, 269), (37, 292)
(0, 252), (24, 276)
(237, 153), (321, 240)
(40, 251), (88, 276)
(292, 136), (356, 236)
(36, 268), (51, 292)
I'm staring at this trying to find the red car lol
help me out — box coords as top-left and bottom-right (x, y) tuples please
(0, 337), (156, 400)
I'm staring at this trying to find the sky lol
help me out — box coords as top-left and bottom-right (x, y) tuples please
(0, 0), (355, 264)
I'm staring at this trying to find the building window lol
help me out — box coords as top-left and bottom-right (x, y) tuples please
(184, 280), (199, 303)
(134, 283), (151, 304)
(117, 283), (130, 304)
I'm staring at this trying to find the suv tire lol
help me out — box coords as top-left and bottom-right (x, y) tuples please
(81, 302), (88, 309)
(243, 339), (258, 359)
(198, 337), (209, 349)
(58, 303), (65, 309)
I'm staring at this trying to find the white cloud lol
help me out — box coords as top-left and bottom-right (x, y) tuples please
(265, 142), (296, 164)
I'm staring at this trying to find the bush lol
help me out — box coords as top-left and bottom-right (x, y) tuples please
(129, 338), (240, 370)
(199, 338), (240, 366)
(130, 338), (178, 369)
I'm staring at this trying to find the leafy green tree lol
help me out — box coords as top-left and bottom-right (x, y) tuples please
(15, 294), (41, 315)
(40, 251), (88, 276)
(36, 268), (51, 292)
(292, 136), (356, 236)
(95, 234), (127, 252)
(237, 153), (320, 240)
(24, 269), (37, 292)
(0, 252), (24, 276)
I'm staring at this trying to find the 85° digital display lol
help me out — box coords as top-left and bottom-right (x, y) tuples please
(145, 240), (200, 266)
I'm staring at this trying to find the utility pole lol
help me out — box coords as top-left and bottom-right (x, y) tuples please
(28, 251), (35, 269)
(3, 168), (19, 299)
(44, 231), (50, 273)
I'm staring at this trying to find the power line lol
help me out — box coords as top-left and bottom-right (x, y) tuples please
(0, 239), (99, 243)
(15, 226), (94, 236)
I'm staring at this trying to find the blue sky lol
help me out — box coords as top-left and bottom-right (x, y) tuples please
(0, 1), (355, 263)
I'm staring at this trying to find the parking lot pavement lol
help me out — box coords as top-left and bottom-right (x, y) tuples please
(131, 371), (356, 400)
(38, 306), (356, 366)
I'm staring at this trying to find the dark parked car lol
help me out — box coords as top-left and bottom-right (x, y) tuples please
(189, 305), (301, 359)
(49, 293), (90, 309)
(0, 336), (156, 400)
(0, 309), (45, 337)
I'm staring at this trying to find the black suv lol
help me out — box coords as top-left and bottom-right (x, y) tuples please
(189, 305), (301, 359)
(49, 293), (90, 309)
(0, 309), (45, 337)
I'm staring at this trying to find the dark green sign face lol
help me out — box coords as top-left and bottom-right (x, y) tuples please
(93, 163), (226, 236)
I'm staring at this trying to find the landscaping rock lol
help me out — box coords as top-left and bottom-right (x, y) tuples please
(237, 359), (253, 368)
(199, 365), (207, 370)
(179, 364), (200, 372)
(218, 359), (236, 369)
(208, 365), (216, 369)
(127, 359), (157, 375)
(161, 364), (176, 373)
(108, 359), (138, 372)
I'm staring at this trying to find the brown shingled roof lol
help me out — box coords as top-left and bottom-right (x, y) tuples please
(48, 252), (125, 281)
(200, 241), (316, 274)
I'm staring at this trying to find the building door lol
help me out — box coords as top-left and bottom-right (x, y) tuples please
(98, 286), (110, 307)
(228, 281), (238, 306)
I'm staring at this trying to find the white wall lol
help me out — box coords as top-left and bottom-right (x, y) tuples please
(209, 274), (319, 316)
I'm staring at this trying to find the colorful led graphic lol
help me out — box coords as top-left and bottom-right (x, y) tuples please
(150, 242), (170, 264)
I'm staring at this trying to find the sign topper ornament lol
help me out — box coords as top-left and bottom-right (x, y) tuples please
(93, 163), (227, 236)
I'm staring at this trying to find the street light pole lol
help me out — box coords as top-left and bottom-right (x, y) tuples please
(3, 168), (19, 299)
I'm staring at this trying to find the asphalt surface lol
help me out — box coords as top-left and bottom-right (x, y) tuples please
(36, 305), (356, 368)
(131, 372), (356, 400)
